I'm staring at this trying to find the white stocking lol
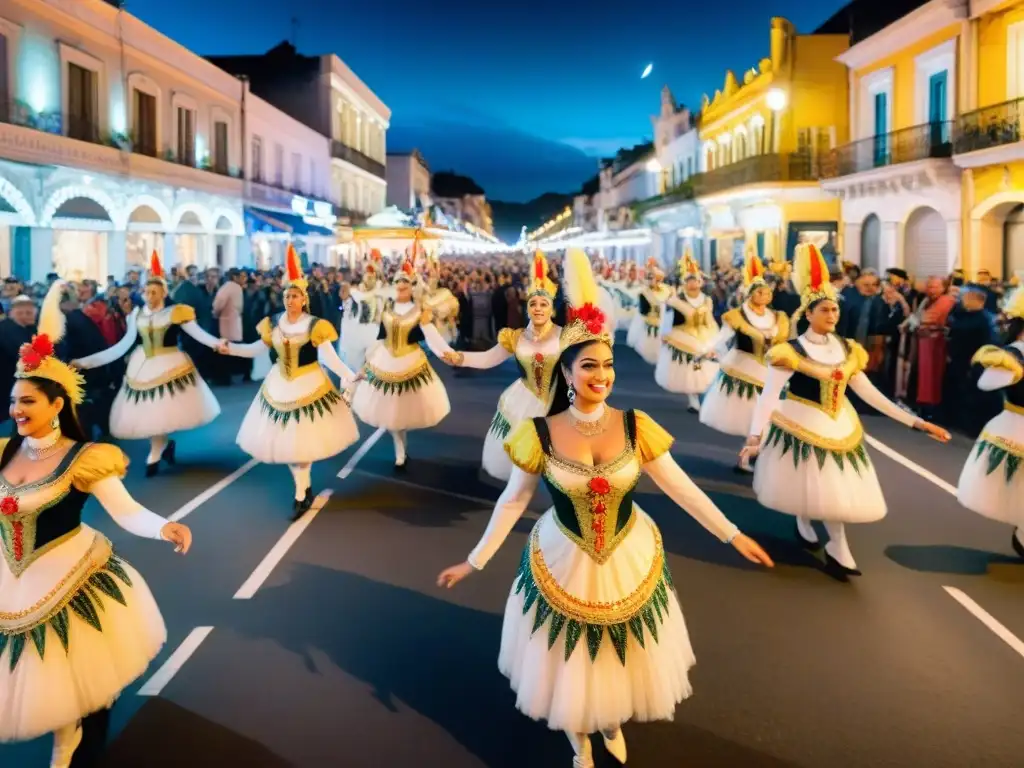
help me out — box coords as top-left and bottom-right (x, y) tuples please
(51, 720), (82, 768)
(566, 732), (592, 762)
(687, 394), (700, 410)
(391, 430), (407, 464)
(288, 463), (312, 501)
(823, 521), (856, 569)
(147, 435), (168, 464)
(796, 516), (819, 543)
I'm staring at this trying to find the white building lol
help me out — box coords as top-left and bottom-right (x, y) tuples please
(0, 0), (253, 282)
(641, 86), (703, 267)
(208, 42), (390, 223)
(241, 87), (336, 269)
(385, 150), (431, 211)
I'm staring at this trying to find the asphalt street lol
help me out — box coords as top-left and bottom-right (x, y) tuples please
(3, 339), (1023, 768)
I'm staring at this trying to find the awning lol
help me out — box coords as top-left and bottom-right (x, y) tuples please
(244, 207), (335, 238)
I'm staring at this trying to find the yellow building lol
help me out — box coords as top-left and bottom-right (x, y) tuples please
(955, 0), (1024, 279)
(821, 0), (965, 278)
(696, 17), (848, 268)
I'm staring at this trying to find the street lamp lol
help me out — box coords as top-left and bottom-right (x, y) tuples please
(766, 88), (787, 111)
(645, 158), (662, 172)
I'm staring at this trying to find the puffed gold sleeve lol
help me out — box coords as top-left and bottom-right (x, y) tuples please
(310, 318), (339, 347)
(633, 410), (675, 464)
(503, 419), (545, 475)
(255, 317), (273, 346)
(765, 341), (800, 370)
(170, 304), (197, 324)
(845, 339), (870, 374)
(71, 443), (129, 493)
(0, 438), (10, 456)
(497, 327), (523, 354)
(774, 310), (791, 343)
(720, 308), (743, 331)
(972, 345), (1024, 383)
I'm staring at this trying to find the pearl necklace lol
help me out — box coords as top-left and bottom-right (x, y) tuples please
(25, 430), (63, 461)
(569, 404), (608, 436)
(527, 322), (555, 343)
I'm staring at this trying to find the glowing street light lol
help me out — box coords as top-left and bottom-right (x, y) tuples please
(766, 88), (787, 111)
(645, 158), (663, 173)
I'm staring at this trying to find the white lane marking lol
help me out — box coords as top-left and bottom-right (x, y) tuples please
(233, 490), (332, 599)
(943, 587), (1024, 659)
(137, 626), (214, 696)
(168, 458), (260, 522)
(864, 435), (957, 496)
(338, 428), (386, 479)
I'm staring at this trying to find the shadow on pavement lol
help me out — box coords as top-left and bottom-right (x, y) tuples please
(100, 698), (290, 767)
(885, 544), (1023, 575)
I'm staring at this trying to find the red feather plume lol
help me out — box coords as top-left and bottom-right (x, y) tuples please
(285, 244), (302, 282)
(370, 248), (382, 262)
(149, 250), (164, 279)
(807, 244), (824, 290)
(534, 254), (544, 280)
(750, 258), (762, 278)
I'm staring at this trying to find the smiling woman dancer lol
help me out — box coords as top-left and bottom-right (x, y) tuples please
(741, 243), (949, 577)
(71, 251), (223, 477)
(437, 249), (773, 768)
(225, 245), (360, 520)
(0, 282), (191, 768)
(956, 285), (1024, 558)
(436, 251), (561, 480)
(350, 257), (451, 470)
(627, 258), (673, 364)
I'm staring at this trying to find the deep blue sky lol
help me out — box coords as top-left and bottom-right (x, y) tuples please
(127, 0), (847, 201)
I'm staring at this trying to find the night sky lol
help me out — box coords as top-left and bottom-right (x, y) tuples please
(127, 0), (847, 202)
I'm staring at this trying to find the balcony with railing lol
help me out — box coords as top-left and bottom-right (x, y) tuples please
(954, 96), (1023, 157)
(690, 152), (817, 197)
(821, 122), (953, 179)
(330, 140), (385, 179)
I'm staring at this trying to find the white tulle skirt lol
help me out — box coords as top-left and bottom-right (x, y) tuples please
(753, 421), (886, 523)
(109, 347), (220, 439)
(957, 408), (1024, 527)
(338, 320), (380, 371)
(654, 345), (719, 395)
(699, 372), (763, 436)
(351, 346), (450, 431)
(498, 508), (694, 734)
(236, 365), (359, 464)
(627, 316), (661, 364)
(483, 378), (550, 481)
(0, 531), (165, 742)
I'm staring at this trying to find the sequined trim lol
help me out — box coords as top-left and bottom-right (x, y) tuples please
(722, 307), (788, 364)
(259, 379), (336, 413)
(764, 419), (870, 474)
(365, 358), (431, 384)
(364, 359), (434, 395)
(716, 368), (763, 400)
(381, 301), (425, 357)
(663, 336), (701, 357)
(125, 361), (197, 391)
(769, 411), (864, 453)
(972, 432), (1023, 483)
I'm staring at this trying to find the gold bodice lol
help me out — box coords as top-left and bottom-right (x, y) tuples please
(722, 306), (790, 364)
(137, 305), (194, 358)
(381, 301), (424, 357)
(669, 295), (715, 337)
(499, 327), (560, 402)
(643, 285), (673, 325)
(257, 316), (337, 381)
(767, 337), (869, 419)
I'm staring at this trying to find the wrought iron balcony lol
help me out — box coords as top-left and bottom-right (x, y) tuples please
(954, 97), (1023, 155)
(821, 122), (953, 178)
(633, 182), (696, 217)
(0, 98), (105, 146)
(690, 152), (817, 197)
(330, 140), (385, 179)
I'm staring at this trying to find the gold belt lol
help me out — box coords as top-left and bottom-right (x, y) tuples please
(721, 364), (763, 388)
(1005, 402), (1024, 416)
(260, 378), (334, 412)
(142, 346), (179, 358)
(769, 411), (863, 453)
(126, 361), (196, 390)
(279, 361), (322, 381)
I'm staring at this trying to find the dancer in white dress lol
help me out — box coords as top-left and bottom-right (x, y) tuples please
(956, 285), (1024, 558)
(421, 258), (460, 345)
(71, 252), (222, 477)
(741, 243), (949, 577)
(0, 282), (191, 768)
(350, 257), (451, 469)
(340, 249), (385, 370)
(437, 248), (772, 768)
(627, 259), (672, 364)
(226, 245), (361, 519)
(612, 262), (642, 332)
(654, 250), (719, 412)
(437, 251), (561, 481)
(699, 250), (790, 471)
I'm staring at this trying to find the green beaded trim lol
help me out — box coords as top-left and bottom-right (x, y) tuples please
(715, 371), (762, 401)
(0, 555), (133, 672)
(489, 409), (512, 440)
(973, 440), (1022, 483)
(258, 388), (342, 426)
(765, 423), (870, 474)
(513, 544), (674, 666)
(122, 370), (197, 404)
(644, 323), (660, 338)
(363, 364), (434, 396)
(668, 347), (697, 365)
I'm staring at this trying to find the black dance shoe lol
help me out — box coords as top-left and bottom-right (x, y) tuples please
(291, 488), (314, 521)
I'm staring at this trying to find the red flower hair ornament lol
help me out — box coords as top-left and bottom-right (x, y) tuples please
(567, 303), (606, 336)
(18, 334), (55, 372)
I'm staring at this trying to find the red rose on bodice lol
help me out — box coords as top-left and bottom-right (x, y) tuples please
(0, 496), (18, 516)
(534, 353), (544, 363)
(831, 368), (844, 382)
(589, 477), (610, 495)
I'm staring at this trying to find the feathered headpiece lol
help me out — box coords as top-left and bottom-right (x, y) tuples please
(15, 281), (86, 406)
(679, 248), (701, 283)
(646, 256), (664, 280)
(742, 245), (769, 293)
(1004, 285), (1024, 320)
(284, 243), (308, 298)
(528, 251), (557, 301)
(393, 255), (417, 284)
(365, 248), (382, 276)
(146, 250), (166, 287)
(791, 243), (836, 311)
(559, 249), (614, 352)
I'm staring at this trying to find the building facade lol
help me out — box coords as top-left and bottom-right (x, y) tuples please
(385, 150), (431, 211)
(696, 17), (848, 268)
(0, 0), (250, 282)
(821, 0), (963, 277)
(206, 42), (389, 224)
(433, 193), (494, 234)
(955, 0), (1024, 279)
